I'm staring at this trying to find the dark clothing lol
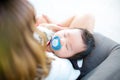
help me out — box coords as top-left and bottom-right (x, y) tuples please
(70, 33), (120, 80)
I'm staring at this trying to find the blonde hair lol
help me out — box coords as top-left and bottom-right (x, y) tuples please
(0, 0), (50, 80)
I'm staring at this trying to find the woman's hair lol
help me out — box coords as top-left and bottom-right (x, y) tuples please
(0, 0), (50, 80)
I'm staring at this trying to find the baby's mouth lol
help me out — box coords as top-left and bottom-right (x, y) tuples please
(47, 37), (53, 46)
(46, 39), (53, 52)
(47, 40), (50, 46)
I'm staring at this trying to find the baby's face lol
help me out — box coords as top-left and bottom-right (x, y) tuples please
(48, 29), (86, 58)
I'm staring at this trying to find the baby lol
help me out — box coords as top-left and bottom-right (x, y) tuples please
(34, 24), (94, 59)
(47, 27), (95, 60)
(34, 24), (95, 80)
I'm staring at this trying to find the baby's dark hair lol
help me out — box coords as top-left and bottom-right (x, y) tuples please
(68, 28), (95, 60)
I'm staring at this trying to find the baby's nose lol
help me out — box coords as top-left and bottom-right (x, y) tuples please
(60, 38), (65, 46)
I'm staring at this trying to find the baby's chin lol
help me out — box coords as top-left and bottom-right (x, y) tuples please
(53, 52), (71, 58)
(46, 43), (53, 52)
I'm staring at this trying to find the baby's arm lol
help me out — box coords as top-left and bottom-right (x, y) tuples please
(36, 14), (95, 33)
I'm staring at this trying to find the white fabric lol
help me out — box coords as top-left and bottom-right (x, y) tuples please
(33, 26), (55, 43)
(45, 52), (82, 80)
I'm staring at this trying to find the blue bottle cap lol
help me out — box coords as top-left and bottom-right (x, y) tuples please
(51, 36), (62, 50)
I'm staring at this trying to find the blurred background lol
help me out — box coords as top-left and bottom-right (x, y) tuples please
(29, 0), (120, 43)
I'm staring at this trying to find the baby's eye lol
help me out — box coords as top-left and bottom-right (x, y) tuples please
(66, 44), (68, 50)
(64, 33), (67, 37)
(64, 33), (65, 37)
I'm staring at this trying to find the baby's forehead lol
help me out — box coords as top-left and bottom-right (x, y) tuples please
(62, 29), (83, 39)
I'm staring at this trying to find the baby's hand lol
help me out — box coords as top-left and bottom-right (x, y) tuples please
(39, 23), (65, 32)
(35, 14), (52, 26)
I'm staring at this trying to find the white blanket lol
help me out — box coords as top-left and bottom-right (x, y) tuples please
(45, 52), (82, 80)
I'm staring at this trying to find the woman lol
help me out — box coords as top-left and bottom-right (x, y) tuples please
(0, 0), (50, 80)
